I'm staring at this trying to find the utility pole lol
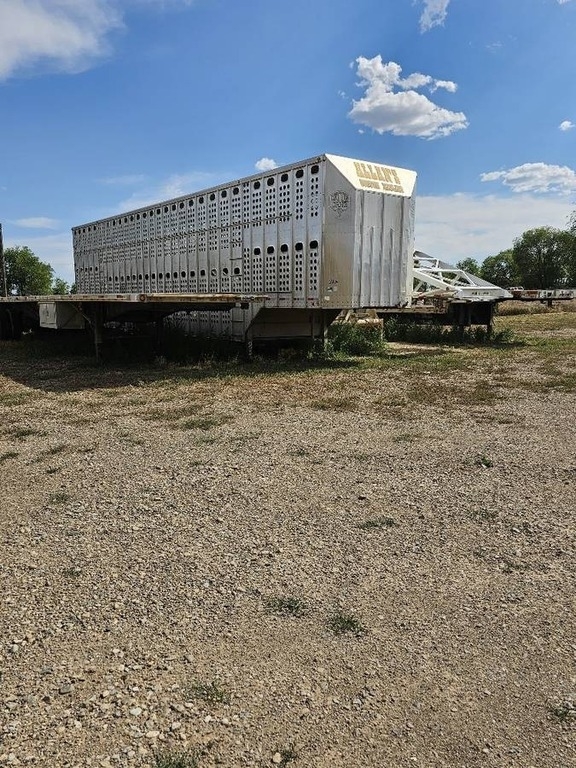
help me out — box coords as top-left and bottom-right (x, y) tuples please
(0, 223), (7, 296)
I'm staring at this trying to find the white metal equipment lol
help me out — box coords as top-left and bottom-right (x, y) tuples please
(73, 154), (417, 342)
(413, 251), (512, 302)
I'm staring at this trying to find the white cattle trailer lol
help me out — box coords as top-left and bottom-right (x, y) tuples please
(72, 154), (417, 344)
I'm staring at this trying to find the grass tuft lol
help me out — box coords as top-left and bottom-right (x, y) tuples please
(265, 596), (308, 617)
(187, 680), (230, 705)
(48, 491), (71, 505)
(0, 450), (19, 464)
(273, 744), (298, 765)
(153, 749), (199, 768)
(549, 701), (576, 723)
(327, 610), (367, 637)
(327, 323), (386, 357)
(358, 516), (397, 530)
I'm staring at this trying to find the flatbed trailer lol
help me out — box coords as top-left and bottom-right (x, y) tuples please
(0, 292), (269, 357)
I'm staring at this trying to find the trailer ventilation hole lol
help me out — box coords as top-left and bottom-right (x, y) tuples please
(209, 193), (215, 201)
(267, 246), (275, 254)
(281, 173), (288, 182)
(222, 267), (229, 275)
(253, 247), (261, 255)
(142, 212), (146, 218)
(151, 273), (156, 280)
(124, 217), (128, 223)
(266, 177), (274, 186)
(181, 271), (186, 278)
(190, 270), (196, 277)
(280, 244), (288, 253)
(295, 242), (303, 251)
(145, 274), (149, 280)
(310, 240), (319, 249)
(171, 204), (176, 211)
(136, 214), (140, 220)
(211, 268), (217, 276)
(295, 169), (304, 179)
(199, 196), (204, 204)
(173, 272), (178, 278)
(253, 180), (261, 190)
(156, 208), (161, 215)
(233, 267), (241, 275)
(233, 186), (239, 195)
(178, 202), (184, 209)
(221, 189), (227, 198)
(112, 220), (116, 225)
(164, 206), (168, 213)
(200, 269), (206, 277)
(165, 273), (170, 279)
(108, 276), (112, 281)
(115, 276), (119, 282)
(311, 164), (319, 174)
(188, 199), (194, 207)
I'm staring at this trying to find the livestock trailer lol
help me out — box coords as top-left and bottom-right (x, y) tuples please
(71, 154), (417, 345)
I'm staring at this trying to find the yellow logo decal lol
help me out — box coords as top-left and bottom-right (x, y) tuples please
(354, 162), (404, 194)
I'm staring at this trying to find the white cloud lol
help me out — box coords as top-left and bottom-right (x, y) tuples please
(0, 1), (121, 80)
(481, 162), (576, 194)
(348, 56), (467, 139)
(116, 171), (227, 210)
(255, 158), (279, 172)
(0, 0), (195, 81)
(416, 193), (574, 263)
(559, 120), (575, 131)
(12, 216), (60, 229)
(419, 0), (451, 32)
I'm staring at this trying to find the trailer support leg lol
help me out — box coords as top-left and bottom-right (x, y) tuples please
(91, 304), (104, 361)
(155, 317), (164, 356)
(243, 328), (254, 361)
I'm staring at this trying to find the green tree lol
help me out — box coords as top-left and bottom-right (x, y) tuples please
(456, 257), (481, 276)
(480, 249), (520, 287)
(52, 277), (70, 295)
(512, 227), (573, 289)
(4, 246), (54, 295)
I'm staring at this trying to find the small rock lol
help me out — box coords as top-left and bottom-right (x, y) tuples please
(129, 707), (142, 716)
(272, 753), (282, 764)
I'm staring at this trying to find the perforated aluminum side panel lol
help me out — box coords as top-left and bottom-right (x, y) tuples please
(73, 159), (327, 310)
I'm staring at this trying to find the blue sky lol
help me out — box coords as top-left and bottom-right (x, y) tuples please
(1, 0), (575, 283)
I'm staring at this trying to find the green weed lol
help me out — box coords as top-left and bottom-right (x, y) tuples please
(0, 450), (19, 464)
(187, 680), (230, 705)
(153, 749), (199, 768)
(327, 610), (367, 637)
(358, 516), (397, 530)
(265, 596), (308, 617)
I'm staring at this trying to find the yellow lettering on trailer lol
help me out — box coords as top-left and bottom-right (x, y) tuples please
(354, 162), (404, 193)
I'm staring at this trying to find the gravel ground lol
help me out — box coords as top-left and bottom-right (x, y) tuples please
(1, 314), (575, 767)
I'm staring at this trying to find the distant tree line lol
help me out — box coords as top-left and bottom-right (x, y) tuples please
(1, 246), (72, 295)
(456, 216), (576, 289)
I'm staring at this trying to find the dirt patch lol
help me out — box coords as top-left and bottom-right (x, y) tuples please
(1, 320), (575, 767)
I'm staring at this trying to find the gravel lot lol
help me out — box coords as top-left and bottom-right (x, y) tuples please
(1, 311), (575, 767)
